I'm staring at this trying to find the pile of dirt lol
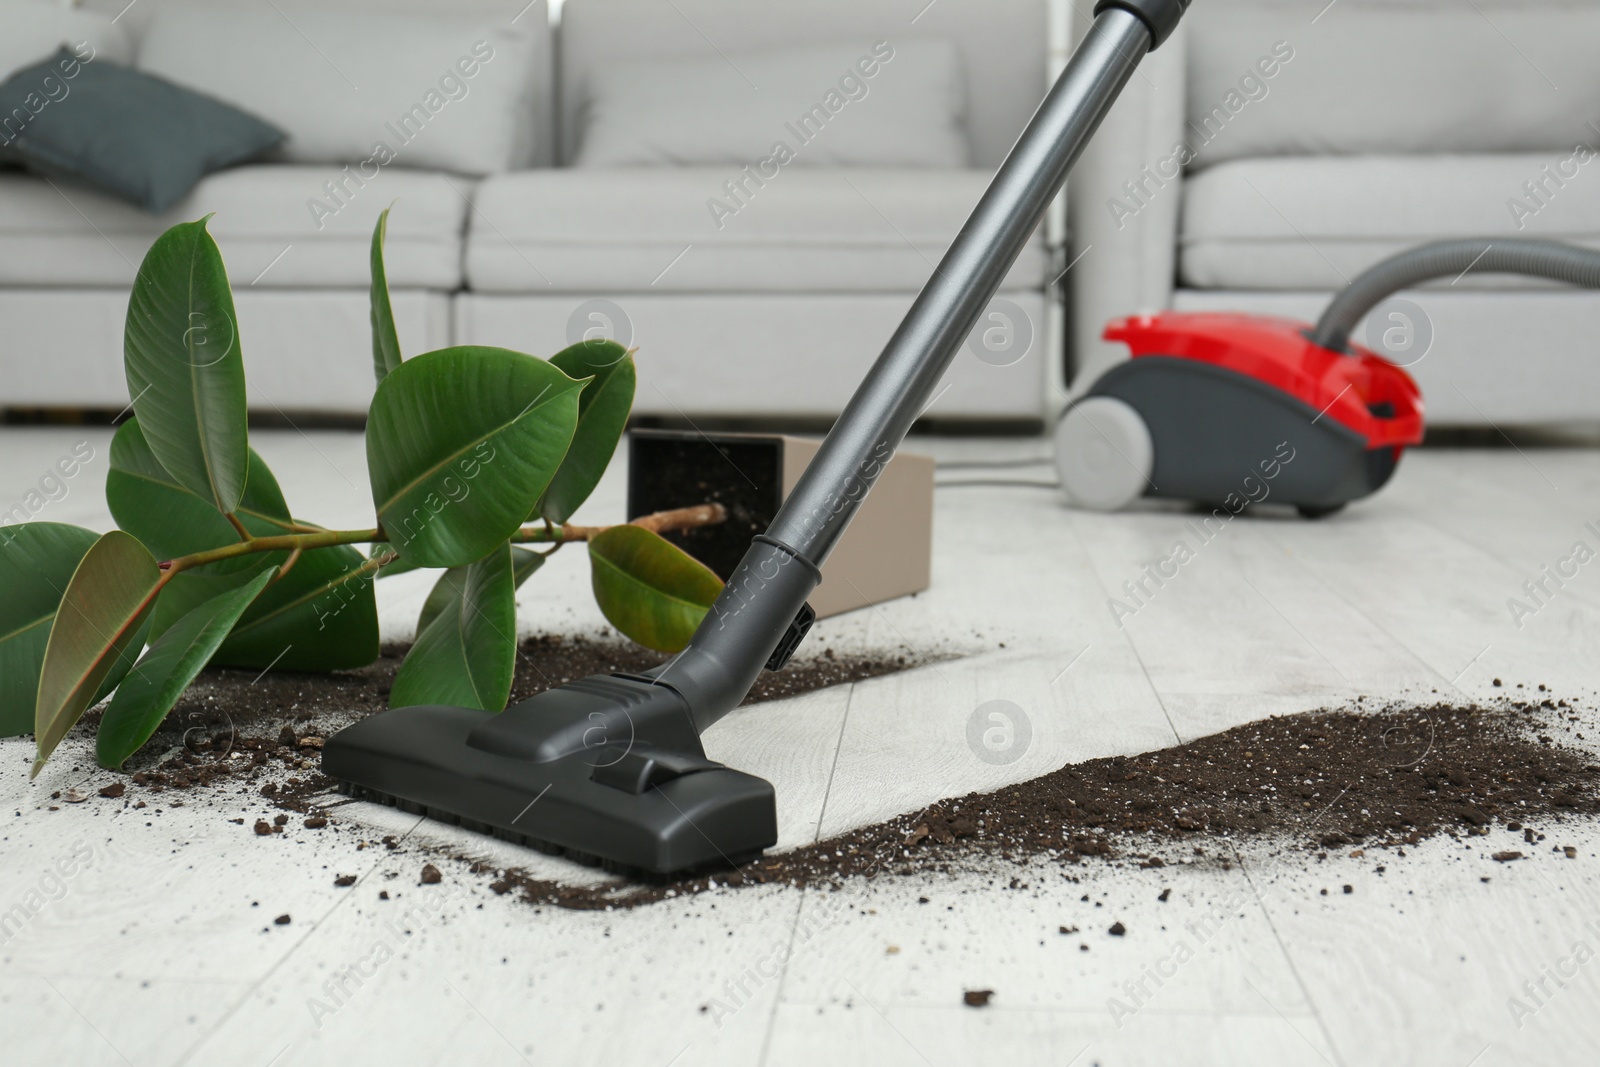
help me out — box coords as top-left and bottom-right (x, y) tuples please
(58, 639), (1600, 914)
(488, 695), (1600, 909)
(507, 632), (919, 706)
(72, 632), (925, 811)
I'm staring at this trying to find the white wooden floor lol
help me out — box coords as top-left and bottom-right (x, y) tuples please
(4, 426), (1600, 1066)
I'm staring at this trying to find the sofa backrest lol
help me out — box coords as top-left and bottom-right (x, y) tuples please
(79, 0), (557, 167)
(557, 0), (1049, 169)
(1184, 0), (1600, 167)
(78, 0), (514, 27)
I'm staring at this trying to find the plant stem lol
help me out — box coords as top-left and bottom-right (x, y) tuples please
(156, 504), (727, 573)
(354, 549), (398, 581)
(509, 503), (728, 544)
(165, 527), (382, 574)
(277, 546), (304, 581)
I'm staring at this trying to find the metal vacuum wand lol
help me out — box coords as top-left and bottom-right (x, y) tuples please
(657, 0), (1190, 731)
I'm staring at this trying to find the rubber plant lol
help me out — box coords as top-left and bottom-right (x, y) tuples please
(4, 209), (726, 779)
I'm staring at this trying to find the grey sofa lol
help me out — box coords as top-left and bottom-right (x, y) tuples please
(461, 0), (1057, 420)
(0, 0), (1058, 422)
(1067, 0), (1600, 427)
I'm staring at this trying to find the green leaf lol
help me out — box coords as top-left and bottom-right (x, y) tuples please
(115, 413), (371, 668)
(588, 525), (722, 653)
(33, 531), (163, 777)
(123, 216), (249, 514)
(537, 342), (635, 524)
(415, 545), (544, 636)
(390, 542), (516, 712)
(106, 418), (293, 572)
(0, 523), (100, 736)
(96, 568), (275, 769)
(511, 546), (545, 586)
(370, 206), (402, 384)
(367, 346), (584, 569)
(150, 544), (380, 672)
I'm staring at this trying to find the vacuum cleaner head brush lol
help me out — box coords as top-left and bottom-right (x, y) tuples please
(323, 674), (777, 876)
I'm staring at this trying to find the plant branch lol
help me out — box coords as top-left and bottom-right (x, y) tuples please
(509, 503), (727, 544)
(162, 527), (382, 573)
(155, 504), (726, 574)
(357, 548), (398, 579)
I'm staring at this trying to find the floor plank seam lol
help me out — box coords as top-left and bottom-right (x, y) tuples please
(811, 683), (858, 845)
(1403, 508), (1600, 619)
(1235, 848), (1352, 1067)
(169, 812), (429, 1066)
(1222, 532), (1360, 694)
(1257, 524), (1473, 697)
(1062, 509), (1187, 746)
(754, 890), (810, 1067)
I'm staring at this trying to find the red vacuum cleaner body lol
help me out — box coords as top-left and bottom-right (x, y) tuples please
(1056, 311), (1424, 517)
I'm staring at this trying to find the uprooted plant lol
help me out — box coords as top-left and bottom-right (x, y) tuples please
(3, 208), (728, 778)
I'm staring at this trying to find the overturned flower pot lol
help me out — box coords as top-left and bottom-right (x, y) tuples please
(626, 429), (934, 618)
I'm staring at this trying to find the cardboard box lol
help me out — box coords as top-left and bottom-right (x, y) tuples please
(626, 430), (934, 618)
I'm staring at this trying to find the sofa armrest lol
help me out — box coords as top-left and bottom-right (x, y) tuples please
(1064, 19), (1187, 397)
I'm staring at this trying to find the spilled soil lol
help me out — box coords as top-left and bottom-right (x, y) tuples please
(56, 643), (1600, 913)
(68, 632), (922, 814)
(494, 691), (1600, 909)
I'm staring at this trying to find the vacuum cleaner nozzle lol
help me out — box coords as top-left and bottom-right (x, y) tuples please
(322, 674), (777, 875)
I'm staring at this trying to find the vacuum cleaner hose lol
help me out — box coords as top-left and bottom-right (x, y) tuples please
(1310, 237), (1600, 353)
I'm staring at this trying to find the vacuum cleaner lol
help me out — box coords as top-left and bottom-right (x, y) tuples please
(323, 0), (1196, 875)
(1054, 239), (1600, 517)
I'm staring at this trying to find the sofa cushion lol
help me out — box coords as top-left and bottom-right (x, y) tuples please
(574, 39), (968, 169)
(1186, 2), (1600, 166)
(0, 48), (285, 212)
(0, 0), (132, 84)
(136, 4), (546, 175)
(0, 165), (468, 289)
(1180, 154), (1600, 291)
(458, 290), (1047, 418)
(465, 167), (1046, 293)
(558, 0), (1046, 169)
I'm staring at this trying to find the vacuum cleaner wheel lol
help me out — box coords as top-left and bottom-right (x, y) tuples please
(1054, 396), (1153, 511)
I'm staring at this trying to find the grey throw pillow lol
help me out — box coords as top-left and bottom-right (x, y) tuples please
(0, 46), (285, 212)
